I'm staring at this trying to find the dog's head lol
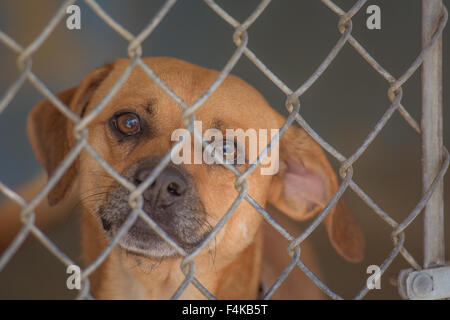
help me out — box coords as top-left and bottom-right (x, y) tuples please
(27, 57), (364, 264)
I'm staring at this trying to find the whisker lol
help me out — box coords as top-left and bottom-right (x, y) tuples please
(75, 192), (110, 210)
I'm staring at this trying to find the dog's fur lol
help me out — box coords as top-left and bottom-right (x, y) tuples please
(0, 57), (364, 299)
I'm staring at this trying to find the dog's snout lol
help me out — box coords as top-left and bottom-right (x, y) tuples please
(135, 166), (187, 207)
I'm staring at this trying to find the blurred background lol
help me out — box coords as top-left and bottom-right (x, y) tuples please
(0, 0), (448, 299)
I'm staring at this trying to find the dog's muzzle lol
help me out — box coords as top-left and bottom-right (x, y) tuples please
(134, 164), (188, 208)
(97, 157), (211, 258)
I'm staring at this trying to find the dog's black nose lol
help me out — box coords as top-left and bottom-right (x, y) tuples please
(135, 166), (187, 207)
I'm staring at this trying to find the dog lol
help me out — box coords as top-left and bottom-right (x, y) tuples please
(0, 57), (364, 299)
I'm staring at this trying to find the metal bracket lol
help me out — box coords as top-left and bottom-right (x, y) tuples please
(398, 264), (450, 300)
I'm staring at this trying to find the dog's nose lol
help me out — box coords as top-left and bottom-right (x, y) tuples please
(134, 166), (187, 207)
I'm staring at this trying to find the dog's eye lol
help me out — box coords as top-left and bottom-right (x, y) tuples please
(221, 141), (237, 160)
(209, 139), (240, 164)
(113, 113), (141, 135)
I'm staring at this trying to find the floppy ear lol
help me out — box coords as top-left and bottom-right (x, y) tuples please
(268, 125), (364, 262)
(27, 64), (112, 206)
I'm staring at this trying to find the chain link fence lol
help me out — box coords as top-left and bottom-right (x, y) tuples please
(0, 0), (448, 300)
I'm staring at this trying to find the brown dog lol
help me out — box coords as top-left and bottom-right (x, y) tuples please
(1, 57), (364, 299)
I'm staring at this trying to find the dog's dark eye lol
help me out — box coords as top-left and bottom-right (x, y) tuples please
(113, 113), (141, 135)
(209, 138), (240, 164)
(221, 140), (238, 162)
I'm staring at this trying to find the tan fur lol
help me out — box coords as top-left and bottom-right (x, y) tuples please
(0, 57), (364, 299)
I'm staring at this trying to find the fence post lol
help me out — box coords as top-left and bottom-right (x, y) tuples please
(421, 0), (445, 268)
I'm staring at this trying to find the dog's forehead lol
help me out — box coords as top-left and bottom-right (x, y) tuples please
(90, 57), (282, 130)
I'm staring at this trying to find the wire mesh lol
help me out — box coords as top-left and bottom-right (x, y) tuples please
(0, 0), (448, 300)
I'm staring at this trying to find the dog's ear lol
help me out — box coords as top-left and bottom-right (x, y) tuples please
(27, 64), (112, 206)
(268, 125), (364, 262)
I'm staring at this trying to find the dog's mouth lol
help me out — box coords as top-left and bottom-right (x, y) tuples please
(96, 160), (212, 258)
(98, 207), (211, 258)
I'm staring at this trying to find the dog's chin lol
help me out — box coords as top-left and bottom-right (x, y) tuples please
(117, 235), (182, 259)
(103, 218), (204, 259)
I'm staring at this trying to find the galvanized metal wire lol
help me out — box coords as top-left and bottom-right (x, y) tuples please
(0, 0), (448, 300)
